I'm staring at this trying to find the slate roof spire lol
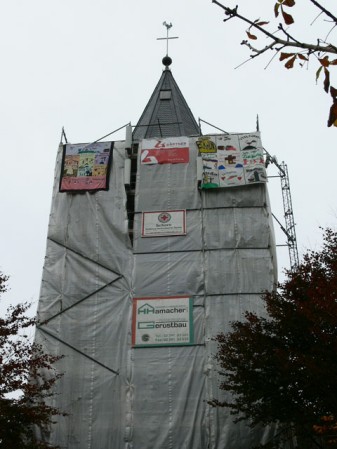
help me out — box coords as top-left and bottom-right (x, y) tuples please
(133, 59), (200, 140)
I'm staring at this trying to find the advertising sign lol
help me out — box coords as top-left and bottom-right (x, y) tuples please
(132, 296), (194, 347)
(141, 137), (189, 165)
(197, 133), (267, 189)
(142, 210), (186, 237)
(60, 141), (113, 192)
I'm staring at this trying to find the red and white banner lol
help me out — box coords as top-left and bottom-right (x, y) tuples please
(141, 137), (189, 165)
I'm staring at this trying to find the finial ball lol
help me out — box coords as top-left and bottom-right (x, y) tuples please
(162, 55), (172, 67)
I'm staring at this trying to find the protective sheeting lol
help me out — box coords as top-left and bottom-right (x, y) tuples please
(35, 133), (278, 449)
(132, 346), (207, 448)
(36, 141), (133, 448)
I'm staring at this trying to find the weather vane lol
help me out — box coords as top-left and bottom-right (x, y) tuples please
(157, 21), (179, 56)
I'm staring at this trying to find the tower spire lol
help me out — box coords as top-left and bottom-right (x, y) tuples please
(133, 69), (200, 140)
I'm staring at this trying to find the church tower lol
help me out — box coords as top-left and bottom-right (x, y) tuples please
(35, 50), (277, 449)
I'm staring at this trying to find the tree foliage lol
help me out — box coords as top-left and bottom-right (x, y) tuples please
(213, 228), (337, 448)
(212, 0), (337, 127)
(0, 273), (64, 448)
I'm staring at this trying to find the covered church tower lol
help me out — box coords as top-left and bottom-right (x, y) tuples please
(35, 49), (277, 448)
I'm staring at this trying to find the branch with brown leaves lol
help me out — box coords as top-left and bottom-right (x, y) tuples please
(0, 273), (65, 449)
(212, 0), (337, 127)
(212, 228), (337, 448)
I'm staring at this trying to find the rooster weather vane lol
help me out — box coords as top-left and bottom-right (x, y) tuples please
(157, 21), (179, 58)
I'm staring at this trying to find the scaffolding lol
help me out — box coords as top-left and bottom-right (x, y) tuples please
(279, 161), (299, 271)
(265, 151), (299, 272)
(195, 119), (300, 273)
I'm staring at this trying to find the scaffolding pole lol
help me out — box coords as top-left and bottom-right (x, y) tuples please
(279, 162), (299, 271)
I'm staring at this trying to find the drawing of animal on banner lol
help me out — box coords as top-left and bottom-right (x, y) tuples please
(244, 166), (267, 183)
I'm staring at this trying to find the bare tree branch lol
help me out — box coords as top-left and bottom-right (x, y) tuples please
(309, 0), (337, 24)
(240, 40), (279, 59)
(212, 0), (337, 54)
(211, 0), (337, 127)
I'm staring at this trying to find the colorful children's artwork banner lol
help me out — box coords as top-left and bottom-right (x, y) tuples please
(141, 210), (186, 237)
(141, 137), (189, 165)
(197, 132), (267, 189)
(132, 296), (194, 347)
(59, 141), (113, 192)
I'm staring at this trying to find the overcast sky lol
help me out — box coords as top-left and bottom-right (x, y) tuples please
(0, 0), (336, 313)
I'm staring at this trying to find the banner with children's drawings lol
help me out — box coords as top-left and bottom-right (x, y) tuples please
(59, 141), (113, 192)
(197, 132), (267, 189)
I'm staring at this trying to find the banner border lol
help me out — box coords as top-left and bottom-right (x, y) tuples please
(59, 141), (114, 193)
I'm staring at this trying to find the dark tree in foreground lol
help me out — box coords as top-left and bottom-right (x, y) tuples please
(0, 273), (64, 448)
(212, 0), (337, 127)
(213, 228), (337, 448)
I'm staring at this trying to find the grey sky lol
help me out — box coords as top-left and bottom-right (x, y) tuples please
(0, 0), (336, 312)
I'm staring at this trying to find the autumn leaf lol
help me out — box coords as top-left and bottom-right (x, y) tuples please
(282, 0), (295, 6)
(256, 21), (269, 26)
(316, 65), (323, 82)
(246, 30), (257, 40)
(330, 59), (337, 66)
(327, 100), (337, 127)
(274, 2), (280, 17)
(324, 68), (330, 93)
(281, 8), (294, 25)
(319, 56), (330, 67)
(298, 54), (308, 61)
(330, 86), (337, 98)
(280, 52), (295, 61)
(285, 55), (296, 68)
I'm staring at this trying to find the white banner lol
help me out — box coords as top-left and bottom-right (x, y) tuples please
(132, 296), (194, 347)
(141, 210), (186, 237)
(197, 132), (267, 189)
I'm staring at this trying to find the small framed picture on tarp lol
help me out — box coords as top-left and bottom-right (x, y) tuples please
(59, 141), (113, 192)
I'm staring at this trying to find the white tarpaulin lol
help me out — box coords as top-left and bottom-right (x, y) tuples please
(35, 133), (278, 449)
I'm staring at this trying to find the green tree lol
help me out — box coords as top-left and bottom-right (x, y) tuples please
(0, 273), (64, 448)
(212, 0), (337, 127)
(212, 228), (337, 448)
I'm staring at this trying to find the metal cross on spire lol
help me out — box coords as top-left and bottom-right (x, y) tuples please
(157, 21), (179, 56)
